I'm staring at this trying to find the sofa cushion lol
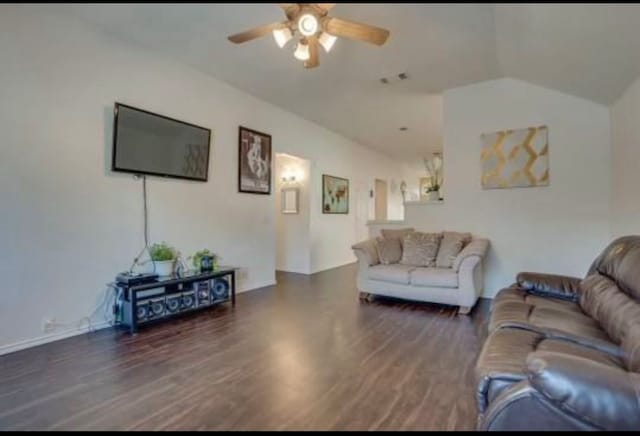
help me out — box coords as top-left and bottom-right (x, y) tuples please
(400, 232), (442, 267)
(375, 237), (402, 265)
(367, 264), (415, 284)
(493, 287), (584, 314)
(475, 327), (624, 413)
(489, 302), (609, 341)
(410, 267), (458, 288)
(587, 235), (640, 301)
(380, 227), (414, 248)
(436, 231), (472, 268)
(579, 274), (640, 345)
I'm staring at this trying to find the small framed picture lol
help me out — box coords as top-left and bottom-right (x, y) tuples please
(322, 174), (349, 214)
(281, 187), (299, 214)
(238, 126), (272, 194)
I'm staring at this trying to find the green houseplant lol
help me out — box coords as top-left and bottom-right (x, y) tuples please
(190, 249), (219, 272)
(149, 242), (177, 276)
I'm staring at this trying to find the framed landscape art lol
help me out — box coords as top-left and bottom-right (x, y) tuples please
(238, 126), (272, 194)
(322, 174), (349, 214)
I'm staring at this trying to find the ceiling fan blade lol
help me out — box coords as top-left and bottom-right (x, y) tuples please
(312, 4), (336, 15)
(304, 36), (320, 69)
(228, 22), (285, 44)
(279, 4), (300, 20)
(323, 17), (390, 46)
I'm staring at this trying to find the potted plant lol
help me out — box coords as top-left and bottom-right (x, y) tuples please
(149, 242), (177, 276)
(423, 153), (443, 201)
(189, 249), (219, 272)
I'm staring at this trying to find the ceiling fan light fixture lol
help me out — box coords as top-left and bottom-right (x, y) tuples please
(272, 27), (293, 48)
(297, 13), (319, 37)
(293, 41), (310, 61)
(318, 32), (337, 52)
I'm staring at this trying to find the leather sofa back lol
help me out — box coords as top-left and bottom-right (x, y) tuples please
(587, 235), (640, 301)
(581, 235), (640, 372)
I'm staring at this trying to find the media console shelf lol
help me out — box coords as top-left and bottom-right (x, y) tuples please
(113, 267), (236, 334)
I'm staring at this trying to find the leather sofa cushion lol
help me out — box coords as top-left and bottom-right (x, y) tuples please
(475, 327), (624, 413)
(493, 287), (583, 314)
(400, 232), (442, 267)
(488, 301), (609, 341)
(410, 267), (458, 288)
(587, 235), (640, 301)
(580, 274), (640, 346)
(375, 237), (402, 265)
(367, 264), (415, 284)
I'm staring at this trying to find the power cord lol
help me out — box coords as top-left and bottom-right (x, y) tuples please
(128, 175), (156, 275)
(47, 284), (118, 333)
(47, 175), (152, 334)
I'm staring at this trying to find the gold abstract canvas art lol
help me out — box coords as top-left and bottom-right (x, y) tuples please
(481, 125), (549, 189)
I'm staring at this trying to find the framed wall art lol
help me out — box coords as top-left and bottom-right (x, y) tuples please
(481, 125), (549, 189)
(238, 126), (272, 194)
(322, 174), (349, 214)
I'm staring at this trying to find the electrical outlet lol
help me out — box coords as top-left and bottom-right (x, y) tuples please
(42, 317), (56, 333)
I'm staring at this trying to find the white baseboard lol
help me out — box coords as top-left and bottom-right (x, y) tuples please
(0, 281), (276, 356)
(0, 320), (112, 357)
(238, 280), (276, 293)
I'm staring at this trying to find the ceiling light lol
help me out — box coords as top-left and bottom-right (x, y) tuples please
(318, 32), (337, 53)
(297, 13), (318, 37)
(294, 41), (310, 61)
(272, 27), (293, 48)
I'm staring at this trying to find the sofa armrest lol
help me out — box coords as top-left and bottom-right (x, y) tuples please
(351, 239), (379, 266)
(516, 272), (581, 302)
(526, 351), (640, 430)
(452, 238), (489, 272)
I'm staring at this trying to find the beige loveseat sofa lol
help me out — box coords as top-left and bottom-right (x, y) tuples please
(352, 230), (489, 314)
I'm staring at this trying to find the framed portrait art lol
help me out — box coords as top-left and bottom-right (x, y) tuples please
(322, 174), (349, 214)
(238, 126), (272, 194)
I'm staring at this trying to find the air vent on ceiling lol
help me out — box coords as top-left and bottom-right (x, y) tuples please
(379, 72), (409, 85)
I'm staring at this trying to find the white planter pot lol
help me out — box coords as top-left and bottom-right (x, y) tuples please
(153, 260), (174, 276)
(428, 191), (440, 201)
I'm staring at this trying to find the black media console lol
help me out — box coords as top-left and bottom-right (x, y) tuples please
(112, 267), (236, 333)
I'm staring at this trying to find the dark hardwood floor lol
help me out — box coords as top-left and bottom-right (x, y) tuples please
(0, 264), (490, 431)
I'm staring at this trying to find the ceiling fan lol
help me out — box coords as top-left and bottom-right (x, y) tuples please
(227, 3), (390, 69)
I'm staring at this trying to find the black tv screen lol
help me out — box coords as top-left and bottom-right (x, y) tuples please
(112, 103), (211, 181)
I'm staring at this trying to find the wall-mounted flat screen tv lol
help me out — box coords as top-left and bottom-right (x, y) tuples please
(112, 103), (211, 181)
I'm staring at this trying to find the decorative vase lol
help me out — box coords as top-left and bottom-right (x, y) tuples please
(428, 190), (439, 201)
(153, 260), (174, 276)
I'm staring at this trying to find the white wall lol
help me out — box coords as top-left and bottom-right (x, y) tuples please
(403, 78), (611, 297)
(0, 7), (406, 353)
(275, 154), (311, 274)
(610, 75), (640, 238)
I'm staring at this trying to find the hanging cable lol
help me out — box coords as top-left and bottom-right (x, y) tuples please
(129, 175), (153, 273)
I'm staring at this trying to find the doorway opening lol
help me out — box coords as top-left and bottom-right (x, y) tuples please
(374, 178), (388, 221)
(274, 153), (311, 274)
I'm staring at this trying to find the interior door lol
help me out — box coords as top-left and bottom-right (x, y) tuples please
(375, 179), (388, 221)
(353, 181), (371, 243)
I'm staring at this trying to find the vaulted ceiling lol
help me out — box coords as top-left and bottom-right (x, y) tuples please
(46, 4), (640, 162)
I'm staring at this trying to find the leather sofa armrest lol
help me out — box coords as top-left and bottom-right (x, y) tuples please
(516, 272), (581, 301)
(351, 239), (379, 266)
(452, 238), (489, 272)
(526, 351), (640, 430)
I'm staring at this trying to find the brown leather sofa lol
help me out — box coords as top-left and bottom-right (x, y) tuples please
(475, 235), (640, 431)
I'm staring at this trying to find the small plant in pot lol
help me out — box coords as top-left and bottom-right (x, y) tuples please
(149, 242), (177, 276)
(189, 249), (219, 272)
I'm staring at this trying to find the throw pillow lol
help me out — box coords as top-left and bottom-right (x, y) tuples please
(436, 231), (472, 268)
(400, 232), (442, 267)
(380, 227), (415, 247)
(376, 237), (403, 265)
